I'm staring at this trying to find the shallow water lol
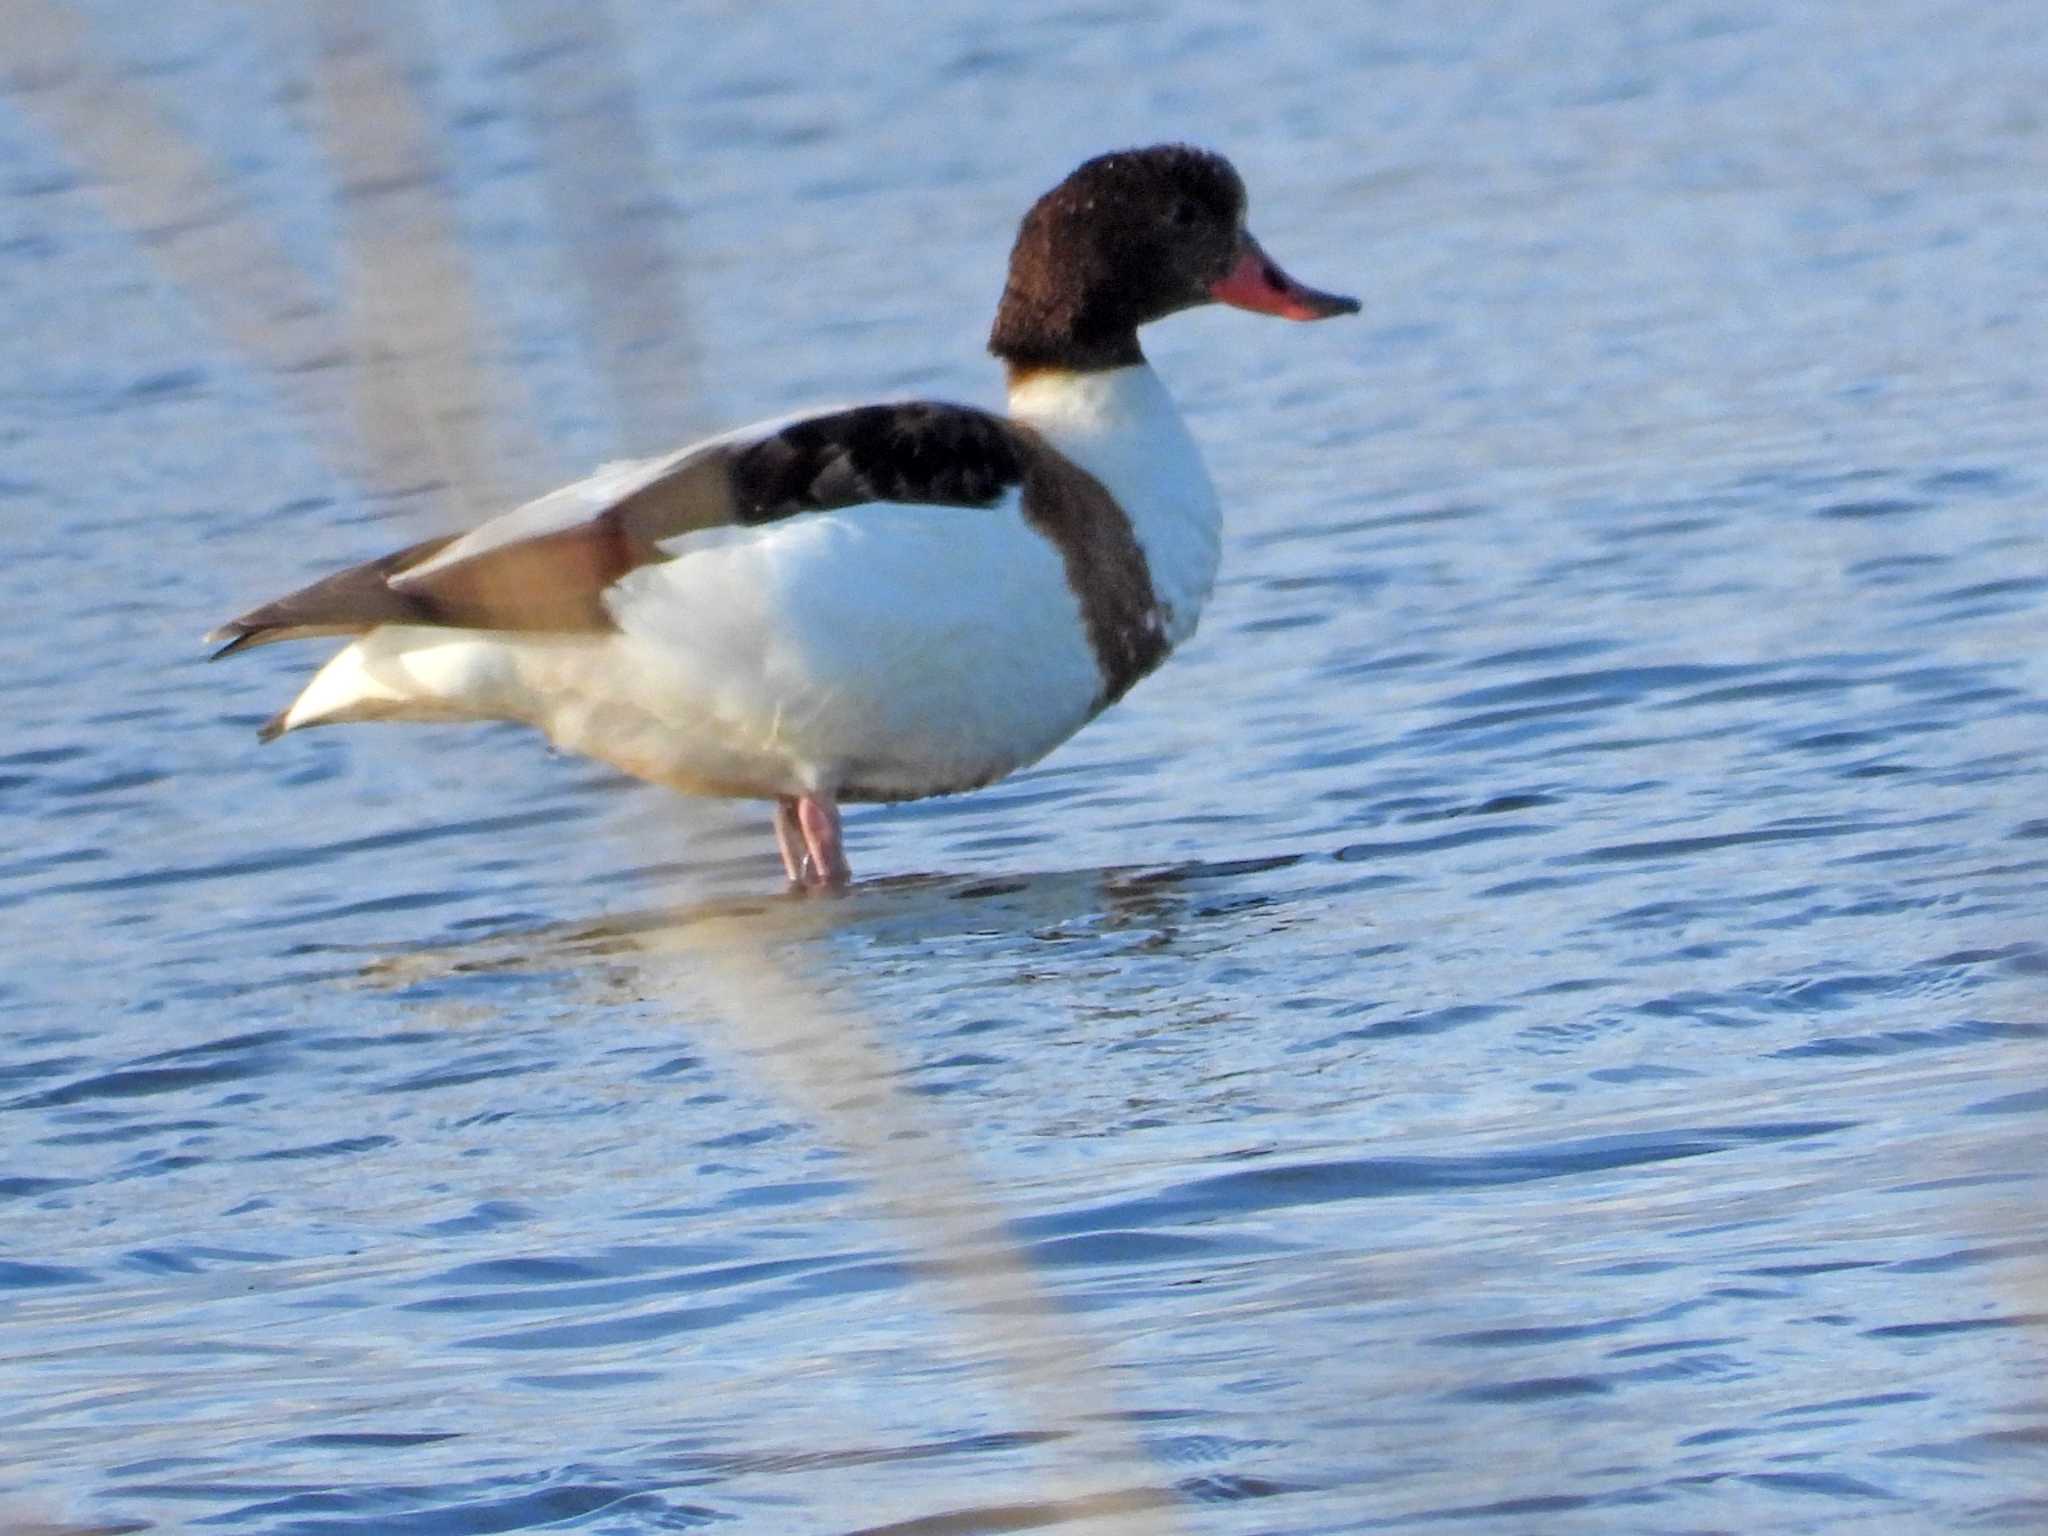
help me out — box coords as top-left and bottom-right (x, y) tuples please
(4, 3), (2047, 1533)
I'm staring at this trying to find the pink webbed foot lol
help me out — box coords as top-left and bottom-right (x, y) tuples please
(773, 793), (851, 890)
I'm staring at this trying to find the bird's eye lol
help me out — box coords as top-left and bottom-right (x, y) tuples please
(1166, 197), (1200, 229)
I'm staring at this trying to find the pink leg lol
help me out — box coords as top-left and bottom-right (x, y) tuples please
(773, 796), (806, 884)
(796, 792), (851, 890)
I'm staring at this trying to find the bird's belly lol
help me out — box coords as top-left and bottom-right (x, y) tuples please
(547, 506), (1111, 800)
(538, 636), (1101, 802)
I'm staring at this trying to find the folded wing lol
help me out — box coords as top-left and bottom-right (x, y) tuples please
(208, 403), (1029, 658)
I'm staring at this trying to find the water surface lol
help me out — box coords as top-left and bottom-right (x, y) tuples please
(3, 3), (2045, 1532)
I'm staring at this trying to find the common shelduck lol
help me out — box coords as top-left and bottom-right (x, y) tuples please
(210, 145), (1358, 887)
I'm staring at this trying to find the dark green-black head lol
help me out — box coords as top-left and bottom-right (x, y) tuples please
(989, 144), (1359, 374)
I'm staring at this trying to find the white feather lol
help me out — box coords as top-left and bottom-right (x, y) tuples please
(276, 366), (1220, 803)
(1008, 364), (1222, 645)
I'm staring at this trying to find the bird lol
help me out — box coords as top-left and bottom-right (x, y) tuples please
(209, 144), (1359, 889)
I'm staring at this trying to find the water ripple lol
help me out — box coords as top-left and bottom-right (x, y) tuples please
(5, 5), (2046, 1533)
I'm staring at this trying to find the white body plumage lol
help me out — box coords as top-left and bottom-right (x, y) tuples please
(273, 366), (1221, 803)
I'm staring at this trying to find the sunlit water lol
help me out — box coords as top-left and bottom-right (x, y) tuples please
(4, 4), (2046, 1533)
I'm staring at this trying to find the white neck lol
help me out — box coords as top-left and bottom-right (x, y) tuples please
(1006, 365), (1221, 646)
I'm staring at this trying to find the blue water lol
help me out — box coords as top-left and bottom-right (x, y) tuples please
(4, 3), (2047, 1533)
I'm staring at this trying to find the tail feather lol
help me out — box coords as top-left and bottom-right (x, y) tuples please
(207, 532), (458, 660)
(207, 622), (362, 661)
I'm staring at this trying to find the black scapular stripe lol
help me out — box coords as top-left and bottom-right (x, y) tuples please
(728, 403), (1024, 522)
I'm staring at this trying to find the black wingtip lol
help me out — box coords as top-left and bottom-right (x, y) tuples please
(255, 709), (289, 744)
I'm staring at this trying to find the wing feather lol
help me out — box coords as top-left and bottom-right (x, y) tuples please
(209, 403), (1028, 651)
